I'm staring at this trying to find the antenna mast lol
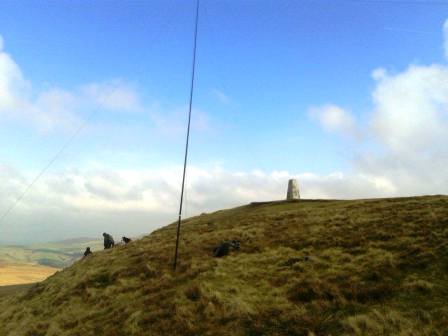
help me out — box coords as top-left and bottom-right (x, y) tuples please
(173, 0), (200, 271)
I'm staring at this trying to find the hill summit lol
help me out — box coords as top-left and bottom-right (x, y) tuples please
(0, 195), (447, 335)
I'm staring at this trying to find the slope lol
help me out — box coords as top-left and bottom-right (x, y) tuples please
(0, 195), (447, 335)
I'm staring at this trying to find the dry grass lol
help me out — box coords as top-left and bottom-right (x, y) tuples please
(0, 284), (32, 299)
(0, 195), (447, 335)
(0, 264), (59, 286)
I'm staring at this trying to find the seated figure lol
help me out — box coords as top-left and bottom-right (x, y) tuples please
(213, 240), (240, 258)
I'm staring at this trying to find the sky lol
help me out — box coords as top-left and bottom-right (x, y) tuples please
(0, 0), (447, 243)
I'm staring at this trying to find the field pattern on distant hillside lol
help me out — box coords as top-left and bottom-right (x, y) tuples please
(0, 238), (103, 269)
(0, 264), (58, 286)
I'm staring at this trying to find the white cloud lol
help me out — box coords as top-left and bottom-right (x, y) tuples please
(30, 89), (81, 132)
(0, 35), (212, 137)
(0, 38), (79, 133)
(370, 64), (448, 154)
(0, 43), (30, 114)
(0, 163), (397, 243)
(0, 36), (147, 132)
(308, 20), (448, 198)
(352, 62), (448, 196)
(309, 104), (360, 139)
(81, 81), (143, 112)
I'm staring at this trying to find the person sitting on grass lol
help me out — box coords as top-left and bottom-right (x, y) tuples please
(103, 232), (115, 249)
(213, 240), (240, 257)
(83, 247), (92, 257)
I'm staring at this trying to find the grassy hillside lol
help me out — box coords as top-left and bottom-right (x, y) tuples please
(0, 195), (447, 335)
(0, 238), (103, 269)
(0, 284), (32, 299)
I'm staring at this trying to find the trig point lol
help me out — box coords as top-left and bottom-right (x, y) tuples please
(286, 179), (300, 200)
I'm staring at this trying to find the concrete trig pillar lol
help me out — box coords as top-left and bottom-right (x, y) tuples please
(286, 179), (300, 200)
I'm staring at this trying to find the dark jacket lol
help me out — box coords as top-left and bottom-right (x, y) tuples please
(103, 233), (115, 249)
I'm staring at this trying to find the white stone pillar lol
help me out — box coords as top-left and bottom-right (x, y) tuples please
(286, 179), (300, 200)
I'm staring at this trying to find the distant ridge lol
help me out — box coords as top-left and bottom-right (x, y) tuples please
(0, 237), (103, 271)
(46, 237), (99, 245)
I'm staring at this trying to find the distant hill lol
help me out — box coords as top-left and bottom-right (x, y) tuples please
(0, 237), (103, 269)
(0, 195), (447, 335)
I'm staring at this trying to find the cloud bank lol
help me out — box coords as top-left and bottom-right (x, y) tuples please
(0, 164), (396, 243)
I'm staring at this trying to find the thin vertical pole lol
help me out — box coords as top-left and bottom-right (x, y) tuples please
(173, 0), (200, 271)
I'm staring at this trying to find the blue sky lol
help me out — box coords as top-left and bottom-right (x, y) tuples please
(0, 0), (448, 243)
